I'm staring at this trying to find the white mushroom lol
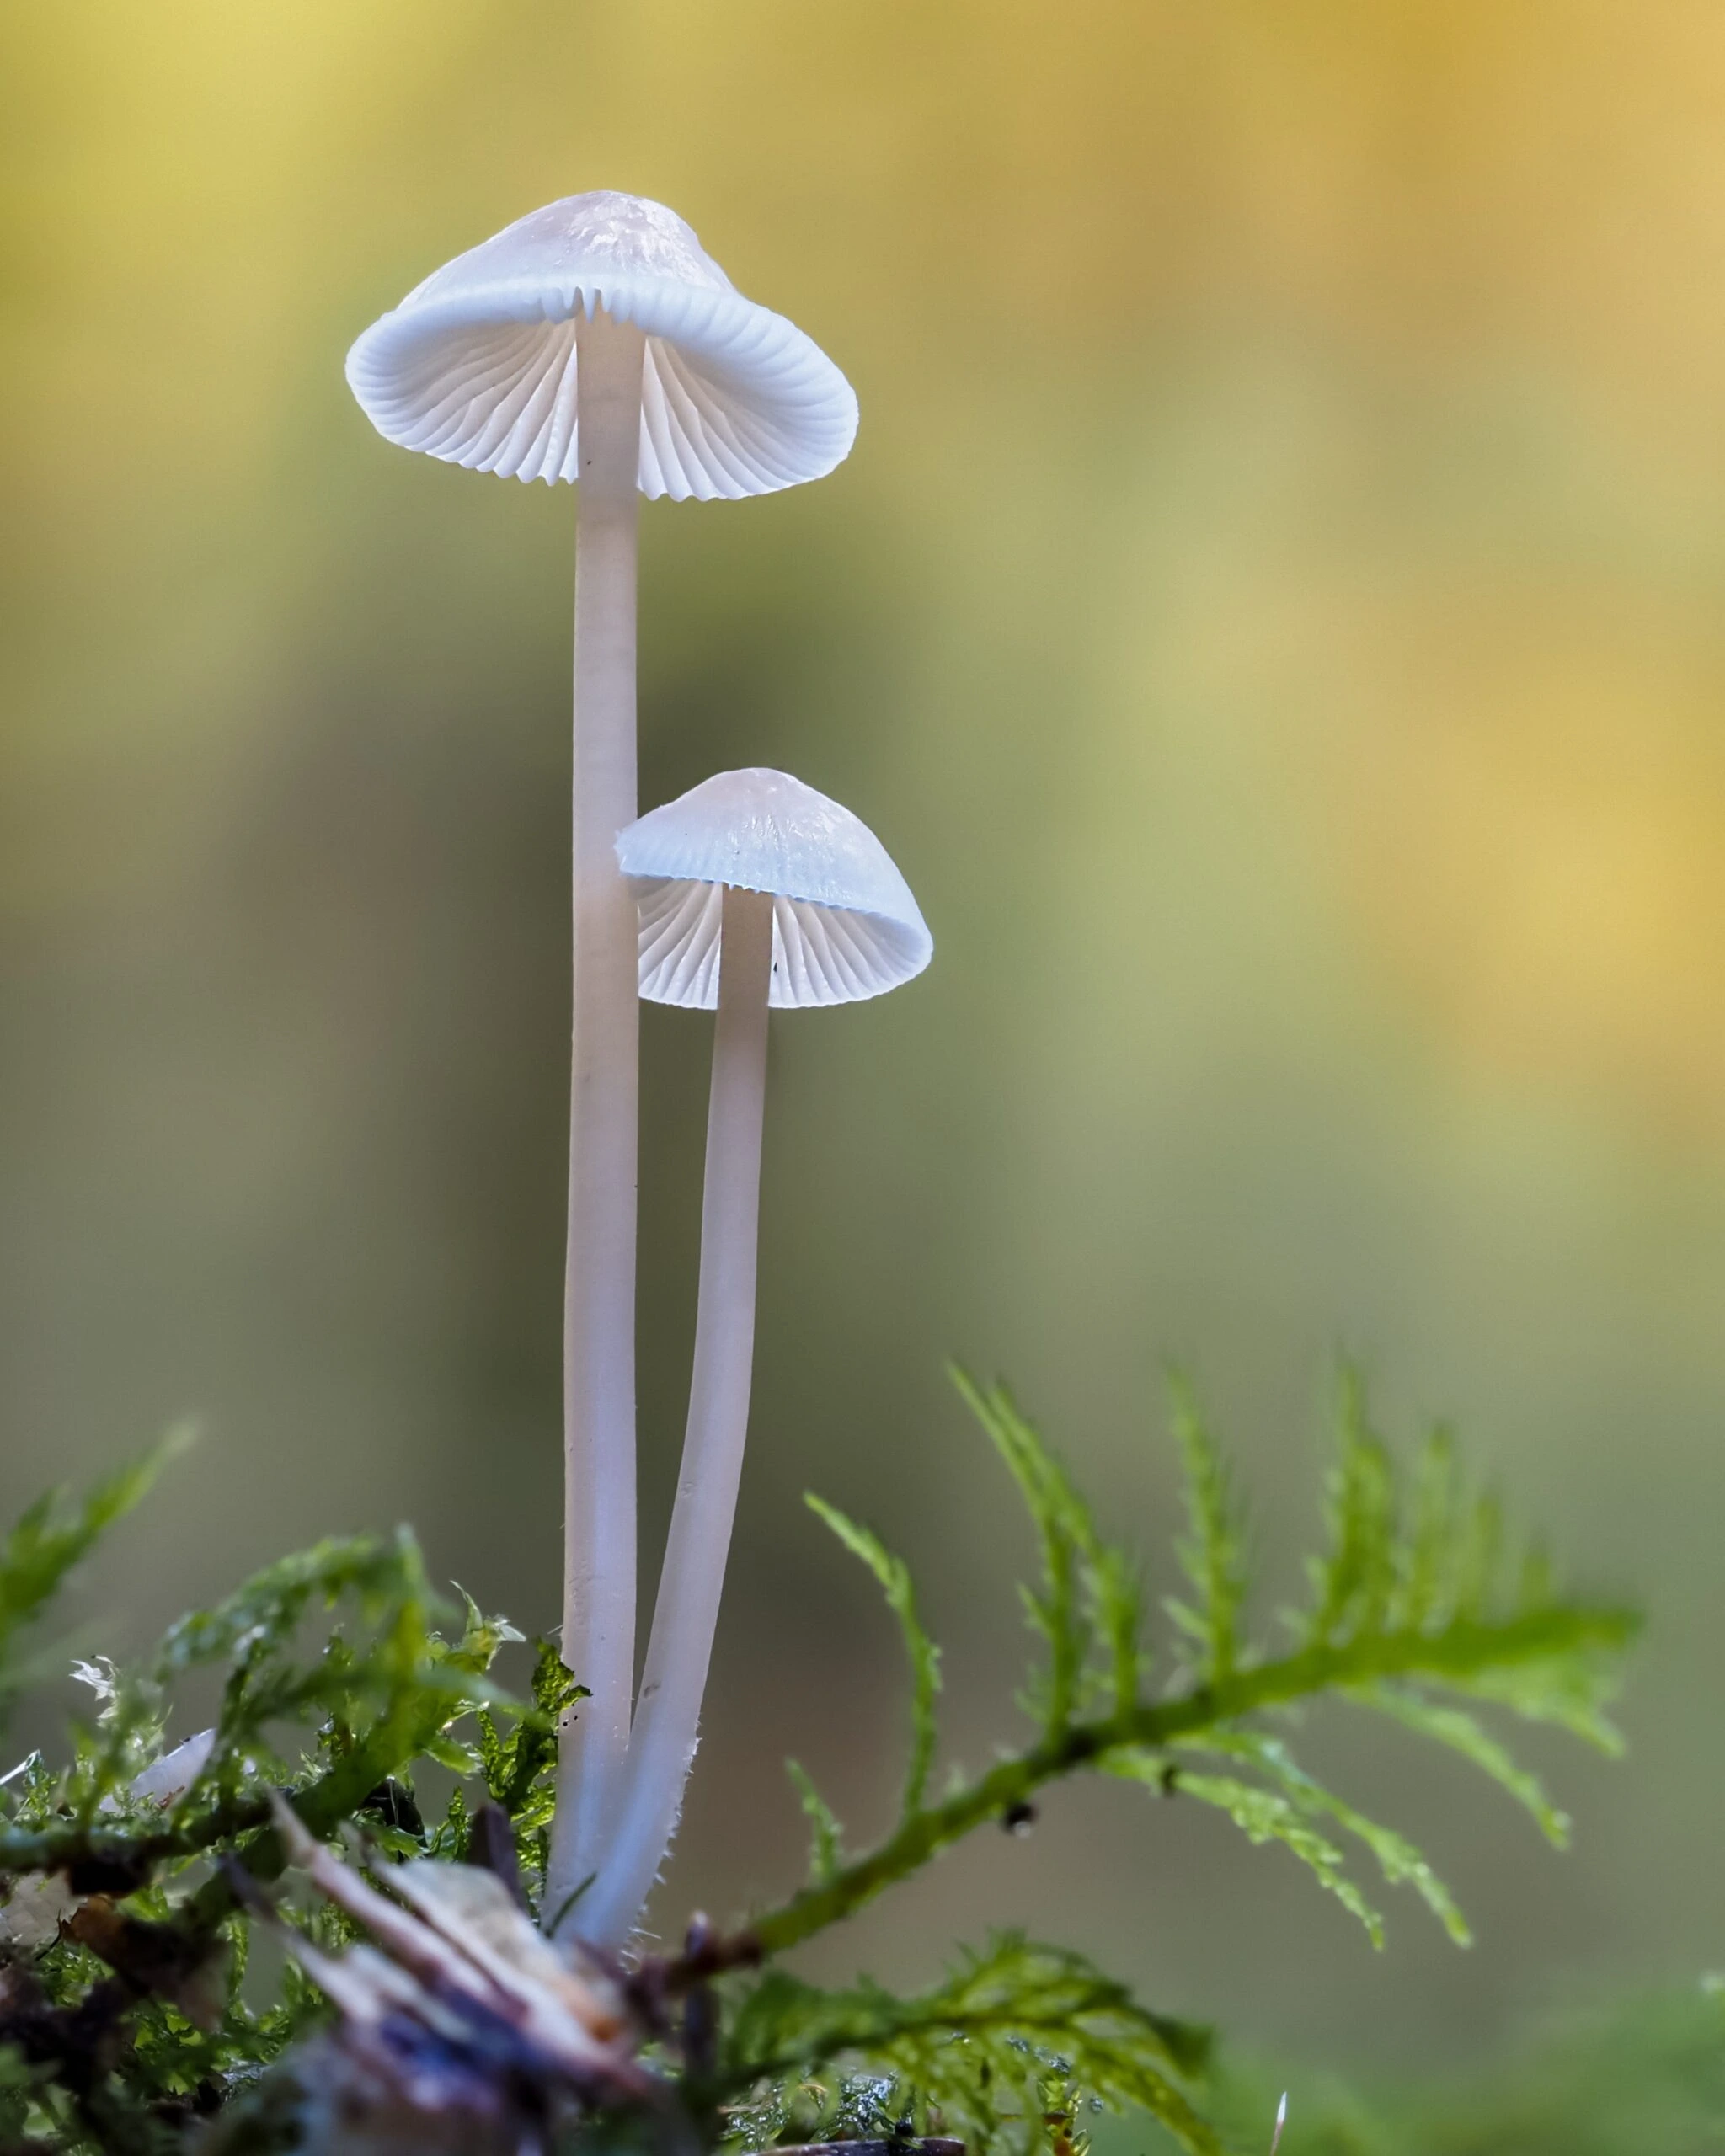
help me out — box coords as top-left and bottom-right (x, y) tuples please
(1, 1727), (217, 1949)
(124, 1726), (217, 1810)
(585, 769), (931, 1945)
(345, 195), (857, 1931)
(0, 1872), (79, 1951)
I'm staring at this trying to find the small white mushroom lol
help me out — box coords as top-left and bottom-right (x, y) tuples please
(346, 195), (857, 1932)
(0, 1872), (79, 1950)
(344, 193), (858, 499)
(125, 1726), (217, 1810)
(585, 769), (931, 1945)
(0, 1727), (216, 1949)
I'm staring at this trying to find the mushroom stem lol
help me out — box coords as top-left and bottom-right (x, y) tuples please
(585, 883), (775, 1947)
(547, 305), (648, 1935)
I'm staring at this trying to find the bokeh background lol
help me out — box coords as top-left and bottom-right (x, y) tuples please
(5, 0), (1725, 2113)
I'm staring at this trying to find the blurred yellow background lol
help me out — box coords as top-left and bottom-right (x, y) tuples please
(6, 0), (1725, 2083)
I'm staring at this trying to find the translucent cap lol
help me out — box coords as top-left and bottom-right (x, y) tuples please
(344, 192), (857, 502)
(617, 769), (932, 1010)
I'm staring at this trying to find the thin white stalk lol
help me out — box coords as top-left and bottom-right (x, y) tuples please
(584, 883), (775, 1947)
(547, 306), (648, 1936)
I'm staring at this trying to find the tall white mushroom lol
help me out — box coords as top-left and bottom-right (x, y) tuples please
(584, 767), (932, 1946)
(344, 196), (857, 1929)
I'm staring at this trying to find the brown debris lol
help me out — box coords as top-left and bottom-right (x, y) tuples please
(213, 1794), (673, 2155)
(64, 1897), (227, 2027)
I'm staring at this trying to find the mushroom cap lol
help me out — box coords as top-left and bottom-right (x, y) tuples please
(617, 769), (932, 1010)
(345, 192), (857, 503)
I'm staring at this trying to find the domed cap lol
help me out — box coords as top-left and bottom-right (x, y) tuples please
(618, 769), (932, 1010)
(345, 192), (857, 503)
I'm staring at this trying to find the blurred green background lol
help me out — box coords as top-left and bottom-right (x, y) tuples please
(5, 0), (1725, 2118)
